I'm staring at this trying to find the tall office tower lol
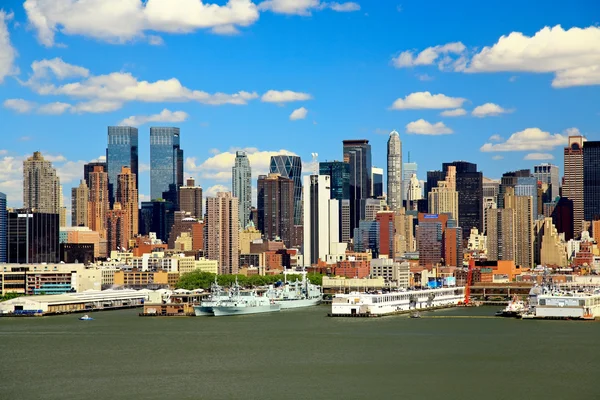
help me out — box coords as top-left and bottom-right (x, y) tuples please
(482, 177), (500, 199)
(393, 209), (415, 256)
(341, 200), (351, 243)
(442, 161), (483, 237)
(106, 203), (128, 253)
(0, 192), (6, 263)
(482, 196), (497, 235)
(23, 151), (61, 214)
(444, 226), (463, 267)
(498, 169), (531, 209)
(387, 130), (402, 210)
(59, 188), (67, 227)
(319, 161), (350, 242)
(550, 197), (574, 241)
(504, 187), (534, 268)
(515, 175), (539, 220)
(376, 211), (394, 259)
(426, 170), (446, 200)
(417, 213), (449, 269)
(257, 173), (295, 248)
(533, 163), (560, 201)
(139, 200), (175, 242)
(372, 167), (384, 198)
(353, 220), (380, 257)
(269, 155), (302, 225)
(303, 175), (339, 266)
(486, 208), (516, 262)
(365, 198), (389, 221)
(564, 135), (584, 237)
(343, 139), (372, 237)
(88, 166), (109, 238)
(117, 166), (139, 239)
(7, 210), (60, 263)
(205, 192), (239, 275)
(150, 127), (183, 202)
(232, 151), (252, 228)
(428, 166), (459, 223)
(84, 162), (106, 189)
(71, 180), (89, 227)
(179, 178), (203, 219)
(107, 126), (138, 204)
(407, 174), (422, 210)
(584, 141), (600, 222)
(403, 160), (417, 202)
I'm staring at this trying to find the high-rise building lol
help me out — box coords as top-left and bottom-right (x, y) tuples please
(117, 166), (139, 239)
(583, 141), (600, 222)
(376, 211), (394, 259)
(564, 135), (584, 237)
(482, 177), (500, 199)
(319, 161), (350, 242)
(372, 167), (384, 198)
(403, 160), (417, 202)
(442, 161), (483, 237)
(106, 203), (128, 253)
(150, 127), (183, 202)
(426, 170), (446, 200)
(514, 175), (539, 220)
(269, 155), (302, 225)
(428, 166), (459, 224)
(71, 180), (89, 227)
(232, 151), (252, 228)
(23, 151), (61, 214)
(407, 173), (422, 210)
(179, 178), (203, 219)
(107, 126), (138, 204)
(504, 187), (533, 268)
(205, 192), (239, 275)
(7, 210), (60, 263)
(444, 226), (463, 267)
(257, 173), (294, 248)
(343, 140), (372, 236)
(417, 213), (449, 269)
(387, 130), (402, 210)
(303, 175), (339, 266)
(498, 169), (531, 209)
(365, 198), (388, 221)
(84, 162), (106, 187)
(353, 220), (380, 257)
(533, 163), (560, 201)
(139, 200), (175, 243)
(486, 208), (516, 262)
(88, 166), (109, 238)
(0, 192), (6, 263)
(341, 200), (351, 243)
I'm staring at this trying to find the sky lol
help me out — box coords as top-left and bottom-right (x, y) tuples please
(0, 0), (599, 213)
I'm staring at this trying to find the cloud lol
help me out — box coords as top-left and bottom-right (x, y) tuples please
(390, 91), (466, 110)
(37, 102), (72, 115)
(3, 99), (36, 113)
(488, 134), (503, 142)
(258, 0), (360, 15)
(416, 73), (434, 81)
(492, 155), (504, 160)
(392, 42), (466, 69)
(0, 11), (18, 83)
(70, 100), (123, 113)
(289, 107), (308, 120)
(524, 153), (554, 160)
(509, 76), (518, 83)
(119, 109), (189, 126)
(205, 184), (231, 197)
(472, 103), (512, 117)
(440, 108), (466, 117)
(405, 119), (453, 135)
(261, 90), (312, 103)
(24, 0), (261, 47)
(147, 35), (164, 46)
(480, 128), (568, 152)
(564, 127), (582, 136)
(26, 57), (90, 82)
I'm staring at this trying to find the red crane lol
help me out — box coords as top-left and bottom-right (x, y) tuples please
(464, 258), (475, 305)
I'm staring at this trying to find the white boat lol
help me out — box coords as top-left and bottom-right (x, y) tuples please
(211, 282), (281, 317)
(495, 295), (526, 317)
(269, 270), (322, 310)
(331, 287), (465, 316)
(193, 278), (230, 316)
(79, 314), (93, 321)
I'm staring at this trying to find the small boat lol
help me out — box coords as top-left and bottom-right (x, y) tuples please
(79, 314), (94, 321)
(410, 312), (421, 319)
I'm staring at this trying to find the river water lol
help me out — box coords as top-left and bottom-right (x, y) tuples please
(0, 306), (598, 400)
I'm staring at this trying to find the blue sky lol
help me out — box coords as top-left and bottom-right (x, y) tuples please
(0, 0), (599, 210)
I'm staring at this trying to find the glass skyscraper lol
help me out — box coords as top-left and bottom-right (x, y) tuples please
(442, 161), (483, 237)
(7, 210), (60, 264)
(343, 140), (372, 237)
(319, 161), (350, 201)
(0, 192), (6, 263)
(150, 127), (183, 202)
(107, 126), (138, 204)
(584, 141), (600, 221)
(232, 151), (252, 228)
(270, 155), (302, 225)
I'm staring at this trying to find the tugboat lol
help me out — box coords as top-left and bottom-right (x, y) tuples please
(495, 295), (525, 318)
(79, 314), (94, 321)
(410, 311), (421, 319)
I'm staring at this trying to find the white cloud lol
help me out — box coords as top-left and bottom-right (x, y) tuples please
(0, 11), (18, 83)
(492, 155), (504, 160)
(524, 153), (554, 160)
(472, 103), (512, 117)
(27, 57), (90, 82)
(38, 102), (72, 115)
(405, 119), (453, 135)
(416, 73), (434, 81)
(392, 42), (465, 69)
(440, 108), (466, 117)
(147, 35), (164, 46)
(205, 184), (231, 197)
(3, 99), (36, 113)
(24, 0), (261, 47)
(488, 134), (503, 142)
(258, 0), (360, 15)
(289, 107), (308, 120)
(390, 91), (466, 110)
(119, 109), (189, 126)
(70, 100), (123, 113)
(480, 128), (568, 152)
(564, 127), (582, 136)
(261, 90), (312, 103)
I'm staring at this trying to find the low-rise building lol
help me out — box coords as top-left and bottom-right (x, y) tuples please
(0, 263), (102, 295)
(370, 258), (410, 288)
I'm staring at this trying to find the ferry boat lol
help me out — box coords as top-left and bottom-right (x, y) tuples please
(269, 271), (322, 309)
(193, 278), (230, 316)
(495, 296), (526, 318)
(331, 286), (465, 316)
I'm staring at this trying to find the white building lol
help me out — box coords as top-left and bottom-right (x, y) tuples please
(370, 258), (410, 288)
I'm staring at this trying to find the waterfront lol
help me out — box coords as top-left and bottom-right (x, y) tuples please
(0, 306), (598, 400)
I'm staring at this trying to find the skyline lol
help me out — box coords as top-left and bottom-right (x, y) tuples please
(1, 0), (599, 210)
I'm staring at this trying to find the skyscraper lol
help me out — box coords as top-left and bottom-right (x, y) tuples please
(498, 169), (531, 209)
(428, 166), (459, 224)
(343, 140), (372, 236)
(205, 192), (239, 275)
(533, 163), (560, 201)
(84, 161), (106, 186)
(403, 160), (417, 202)
(269, 155), (302, 225)
(319, 161), (350, 242)
(564, 135), (584, 238)
(107, 126), (138, 204)
(232, 151), (252, 228)
(584, 141), (600, 221)
(150, 127), (183, 202)
(139, 200), (175, 243)
(407, 173), (422, 210)
(257, 173), (295, 248)
(504, 187), (533, 268)
(106, 203), (128, 253)
(88, 166), (109, 238)
(387, 130), (402, 211)
(372, 167), (384, 198)
(442, 161), (483, 237)
(417, 213), (448, 269)
(303, 174), (339, 266)
(0, 192), (6, 263)
(179, 178), (203, 219)
(7, 210), (60, 263)
(117, 166), (139, 239)
(23, 151), (61, 214)
(71, 180), (89, 227)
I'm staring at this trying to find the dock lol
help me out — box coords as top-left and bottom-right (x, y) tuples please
(328, 304), (456, 318)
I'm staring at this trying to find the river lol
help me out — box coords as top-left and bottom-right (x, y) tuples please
(0, 306), (598, 400)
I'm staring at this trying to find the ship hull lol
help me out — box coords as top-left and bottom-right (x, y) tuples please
(212, 304), (281, 316)
(193, 306), (214, 316)
(277, 297), (321, 309)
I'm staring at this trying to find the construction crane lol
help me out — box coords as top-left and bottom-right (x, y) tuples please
(464, 258), (475, 306)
